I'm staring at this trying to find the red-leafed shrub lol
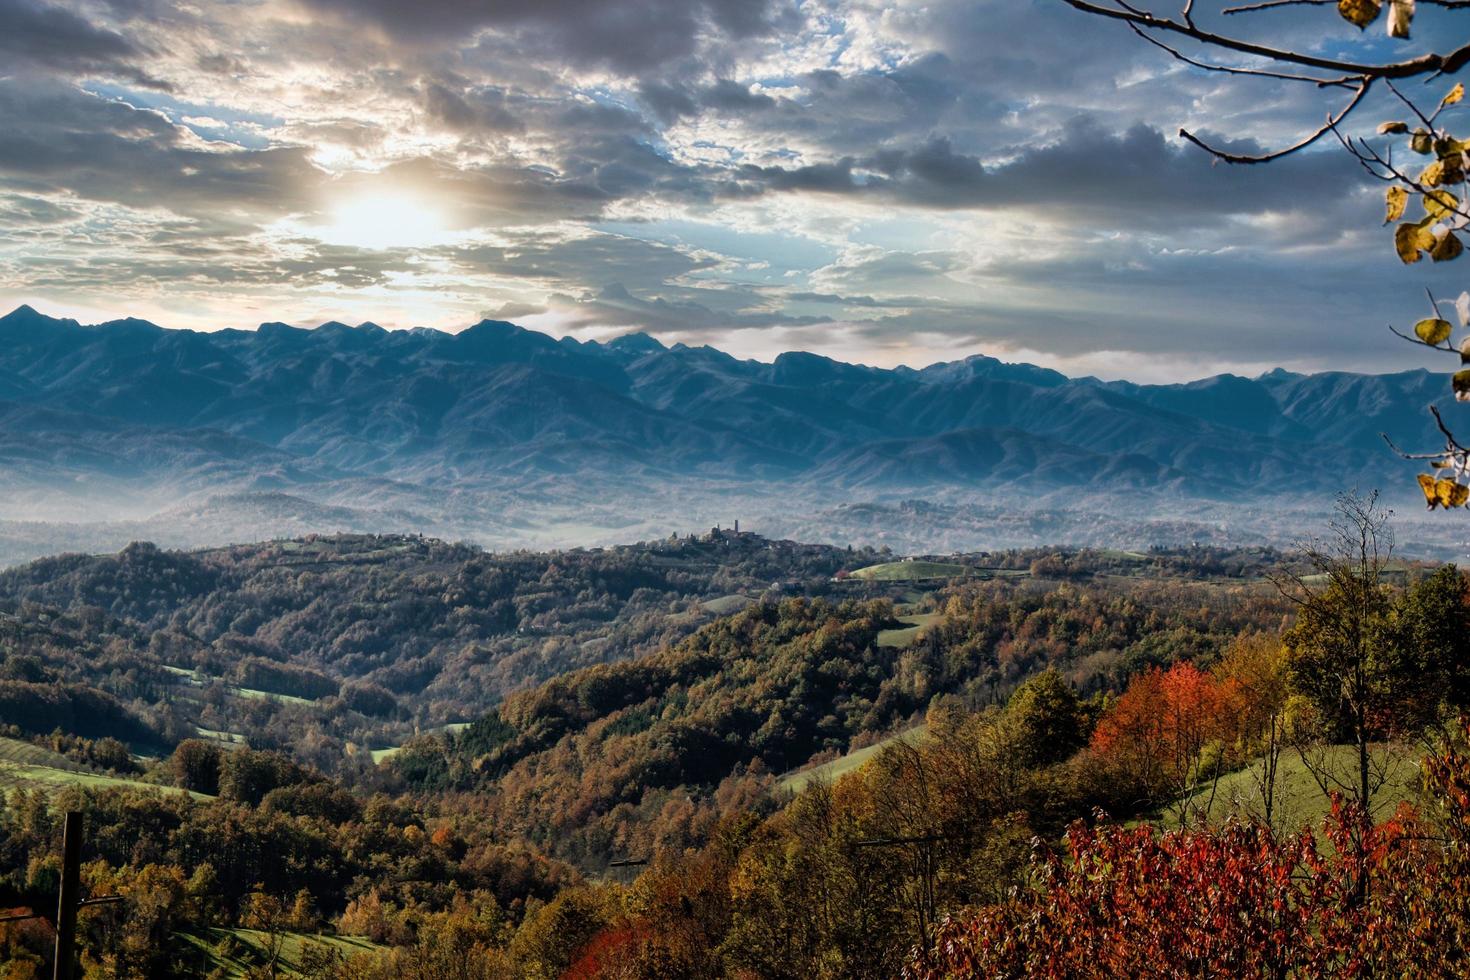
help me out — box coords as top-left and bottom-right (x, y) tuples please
(909, 717), (1470, 980)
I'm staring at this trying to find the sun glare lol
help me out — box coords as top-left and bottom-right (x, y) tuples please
(316, 193), (450, 250)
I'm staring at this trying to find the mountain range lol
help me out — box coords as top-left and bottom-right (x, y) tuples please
(0, 303), (1457, 558)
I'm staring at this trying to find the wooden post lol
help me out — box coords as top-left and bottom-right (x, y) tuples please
(53, 810), (81, 980)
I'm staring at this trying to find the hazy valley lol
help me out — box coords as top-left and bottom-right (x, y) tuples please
(2, 305), (1467, 566)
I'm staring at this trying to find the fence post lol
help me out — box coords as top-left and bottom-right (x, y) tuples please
(53, 810), (81, 980)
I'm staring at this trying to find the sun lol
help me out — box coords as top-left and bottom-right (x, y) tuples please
(315, 193), (450, 251)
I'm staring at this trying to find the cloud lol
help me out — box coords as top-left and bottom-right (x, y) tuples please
(731, 120), (1362, 228)
(294, 0), (788, 73)
(0, 0), (169, 89)
(419, 81), (523, 134)
(0, 193), (81, 225)
(0, 0), (1442, 379)
(0, 79), (321, 220)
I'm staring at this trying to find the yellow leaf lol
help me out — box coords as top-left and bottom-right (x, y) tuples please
(1422, 160), (1446, 186)
(1437, 137), (1470, 160)
(1425, 189), (1460, 219)
(1435, 479), (1468, 508)
(1455, 368), (1470, 401)
(1386, 185), (1409, 222)
(1432, 230), (1464, 262)
(1378, 121), (1410, 135)
(1415, 317), (1453, 344)
(1338, 0), (1383, 27)
(1419, 472), (1440, 508)
(1444, 83), (1465, 109)
(1412, 130), (1434, 154)
(1396, 222), (1434, 263)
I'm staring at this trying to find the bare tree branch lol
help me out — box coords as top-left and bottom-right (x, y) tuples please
(1058, 0), (1470, 79)
(1126, 22), (1357, 86)
(1180, 79), (1373, 163)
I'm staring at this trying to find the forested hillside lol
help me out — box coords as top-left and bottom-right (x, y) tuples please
(2, 528), (1465, 977)
(0, 531), (858, 768)
(389, 571), (1289, 866)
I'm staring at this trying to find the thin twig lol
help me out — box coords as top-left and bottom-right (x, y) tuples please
(1381, 431), (1449, 459)
(1330, 125), (1470, 225)
(1127, 22), (1356, 86)
(1430, 404), (1470, 452)
(1386, 78), (1437, 132)
(1180, 79), (1372, 163)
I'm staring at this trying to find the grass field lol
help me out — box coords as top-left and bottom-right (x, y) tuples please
(877, 612), (941, 649)
(1160, 744), (1424, 832)
(779, 725), (928, 795)
(178, 927), (386, 977)
(702, 593), (754, 615)
(850, 560), (972, 582)
(0, 737), (210, 800)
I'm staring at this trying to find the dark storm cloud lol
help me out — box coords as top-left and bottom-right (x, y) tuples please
(0, 0), (168, 88)
(730, 120), (1363, 229)
(713, 57), (977, 157)
(637, 80), (699, 125)
(700, 80), (777, 113)
(0, 80), (320, 219)
(296, 0), (789, 73)
(420, 81), (522, 134)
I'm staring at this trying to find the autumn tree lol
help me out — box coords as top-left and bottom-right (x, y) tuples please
(1004, 670), (1088, 768)
(242, 886), (289, 978)
(169, 738), (222, 796)
(1276, 493), (1402, 842)
(1275, 495), (1469, 827)
(1058, 0), (1470, 504)
(1213, 631), (1296, 827)
(1091, 661), (1232, 821)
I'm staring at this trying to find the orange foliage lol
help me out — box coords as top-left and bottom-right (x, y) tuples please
(1091, 662), (1234, 797)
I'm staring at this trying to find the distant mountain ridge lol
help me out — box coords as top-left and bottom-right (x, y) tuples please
(0, 304), (1449, 505)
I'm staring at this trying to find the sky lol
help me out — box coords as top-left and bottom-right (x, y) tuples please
(1, 0), (1469, 381)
